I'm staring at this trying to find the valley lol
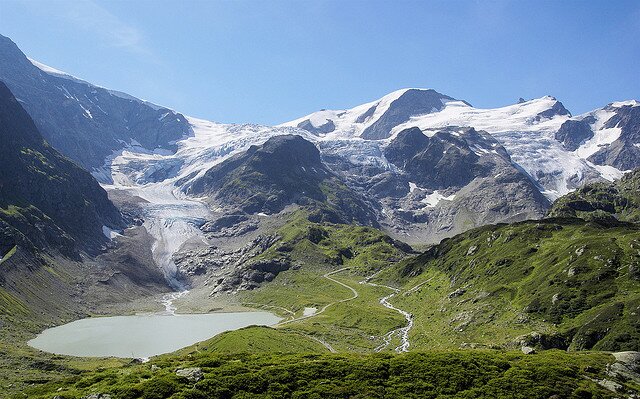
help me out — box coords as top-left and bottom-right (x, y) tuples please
(0, 29), (639, 398)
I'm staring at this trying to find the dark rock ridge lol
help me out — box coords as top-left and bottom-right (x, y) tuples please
(0, 81), (124, 255)
(296, 119), (336, 135)
(361, 89), (466, 140)
(0, 34), (190, 173)
(534, 98), (570, 121)
(589, 105), (640, 170)
(548, 168), (640, 223)
(185, 135), (378, 226)
(384, 126), (514, 189)
(381, 127), (548, 238)
(555, 119), (594, 151)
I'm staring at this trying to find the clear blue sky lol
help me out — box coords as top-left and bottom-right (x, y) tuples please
(1, 0), (639, 125)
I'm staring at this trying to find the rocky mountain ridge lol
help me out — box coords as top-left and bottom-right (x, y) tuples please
(0, 34), (191, 174)
(0, 81), (123, 256)
(0, 81), (169, 335)
(2, 33), (639, 288)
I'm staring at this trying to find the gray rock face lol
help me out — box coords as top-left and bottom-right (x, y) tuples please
(218, 258), (294, 291)
(371, 126), (549, 244)
(385, 127), (509, 189)
(176, 367), (204, 382)
(555, 119), (594, 150)
(297, 118), (336, 135)
(175, 233), (281, 285)
(589, 105), (640, 170)
(609, 351), (640, 384)
(521, 346), (536, 355)
(534, 99), (570, 121)
(361, 89), (466, 140)
(185, 135), (378, 226)
(0, 34), (190, 173)
(0, 81), (123, 254)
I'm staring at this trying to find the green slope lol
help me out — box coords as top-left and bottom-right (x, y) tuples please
(549, 169), (640, 223)
(374, 218), (640, 351)
(24, 351), (629, 399)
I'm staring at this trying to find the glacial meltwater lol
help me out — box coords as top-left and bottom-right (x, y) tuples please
(28, 311), (281, 358)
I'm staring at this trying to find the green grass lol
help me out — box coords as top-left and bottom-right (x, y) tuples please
(238, 268), (406, 352)
(22, 350), (628, 399)
(373, 218), (640, 351)
(250, 210), (409, 274)
(175, 326), (329, 354)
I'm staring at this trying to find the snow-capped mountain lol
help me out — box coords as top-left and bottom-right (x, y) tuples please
(283, 92), (634, 200)
(284, 88), (467, 139)
(0, 34), (190, 174)
(568, 100), (640, 171)
(3, 33), (639, 285)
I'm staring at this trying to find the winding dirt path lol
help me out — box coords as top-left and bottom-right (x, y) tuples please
(277, 267), (358, 326)
(246, 267), (414, 353)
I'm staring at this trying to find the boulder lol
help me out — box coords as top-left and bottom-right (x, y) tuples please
(176, 367), (204, 382)
(608, 351), (640, 384)
(521, 346), (536, 355)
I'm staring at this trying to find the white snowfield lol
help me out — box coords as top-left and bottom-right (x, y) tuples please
(282, 88), (430, 139)
(285, 92), (637, 199)
(98, 90), (635, 284)
(28, 59), (639, 283)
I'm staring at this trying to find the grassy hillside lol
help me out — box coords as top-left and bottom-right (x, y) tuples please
(22, 350), (631, 399)
(549, 169), (640, 223)
(250, 210), (411, 273)
(373, 218), (640, 351)
(233, 211), (413, 352)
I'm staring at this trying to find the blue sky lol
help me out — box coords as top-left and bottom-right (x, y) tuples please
(1, 0), (639, 124)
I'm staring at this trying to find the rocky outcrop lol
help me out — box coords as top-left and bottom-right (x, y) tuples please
(297, 118), (336, 135)
(555, 119), (594, 150)
(176, 367), (204, 382)
(0, 81), (124, 254)
(81, 394), (112, 399)
(201, 214), (258, 238)
(185, 135), (378, 226)
(608, 352), (640, 385)
(0, 34), (190, 172)
(215, 258), (296, 292)
(361, 89), (464, 140)
(175, 234), (280, 280)
(534, 99), (570, 121)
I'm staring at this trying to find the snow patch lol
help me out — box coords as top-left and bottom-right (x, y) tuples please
(29, 58), (88, 84)
(280, 88), (433, 139)
(591, 164), (625, 182)
(303, 307), (317, 316)
(102, 225), (121, 240)
(421, 191), (456, 208)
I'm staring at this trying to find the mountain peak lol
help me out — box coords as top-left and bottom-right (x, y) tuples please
(360, 89), (468, 139)
(282, 87), (468, 140)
